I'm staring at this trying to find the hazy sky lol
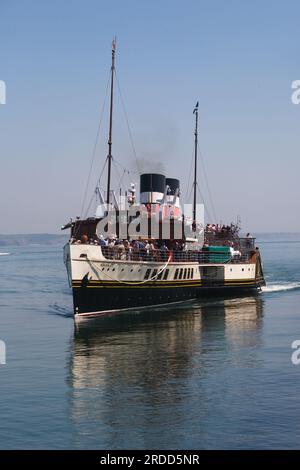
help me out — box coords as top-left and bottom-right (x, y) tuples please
(0, 0), (299, 234)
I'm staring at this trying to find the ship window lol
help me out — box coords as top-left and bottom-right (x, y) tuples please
(179, 269), (183, 280)
(174, 269), (179, 280)
(191, 268), (194, 279)
(152, 269), (158, 278)
(163, 269), (169, 280)
(183, 269), (187, 279)
(242, 268), (244, 272)
(144, 269), (151, 280)
(188, 268), (191, 279)
(157, 270), (163, 280)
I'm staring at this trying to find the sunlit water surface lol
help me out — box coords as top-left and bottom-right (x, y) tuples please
(0, 236), (299, 449)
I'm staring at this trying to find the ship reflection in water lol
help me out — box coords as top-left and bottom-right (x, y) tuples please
(67, 296), (264, 448)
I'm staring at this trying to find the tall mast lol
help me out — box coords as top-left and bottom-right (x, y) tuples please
(192, 101), (199, 231)
(106, 38), (116, 205)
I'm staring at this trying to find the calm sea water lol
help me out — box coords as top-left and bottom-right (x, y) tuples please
(0, 235), (300, 449)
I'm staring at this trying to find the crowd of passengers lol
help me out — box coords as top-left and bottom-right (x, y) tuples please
(71, 233), (250, 262)
(205, 223), (241, 237)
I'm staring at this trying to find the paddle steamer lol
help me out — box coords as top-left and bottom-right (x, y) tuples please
(62, 42), (265, 317)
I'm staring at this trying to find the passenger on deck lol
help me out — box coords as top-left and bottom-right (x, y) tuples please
(246, 233), (254, 248)
(124, 240), (132, 260)
(99, 235), (108, 247)
(145, 240), (155, 260)
(229, 242), (241, 260)
(160, 241), (169, 262)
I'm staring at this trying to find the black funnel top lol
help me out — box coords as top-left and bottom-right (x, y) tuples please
(140, 173), (166, 194)
(166, 178), (180, 196)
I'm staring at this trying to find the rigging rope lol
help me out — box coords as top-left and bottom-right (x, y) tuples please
(115, 71), (141, 174)
(84, 160), (107, 218)
(117, 168), (127, 190)
(114, 158), (139, 176)
(185, 142), (218, 224)
(198, 148), (218, 222)
(196, 183), (214, 223)
(185, 149), (194, 203)
(80, 72), (111, 217)
(73, 160), (108, 240)
(112, 159), (128, 193)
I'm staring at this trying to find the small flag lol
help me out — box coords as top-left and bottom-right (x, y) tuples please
(193, 101), (199, 114)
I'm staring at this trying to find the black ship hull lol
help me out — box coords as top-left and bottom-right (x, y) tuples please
(72, 280), (263, 317)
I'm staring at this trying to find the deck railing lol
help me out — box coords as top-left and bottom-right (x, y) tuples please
(204, 236), (256, 250)
(100, 247), (253, 264)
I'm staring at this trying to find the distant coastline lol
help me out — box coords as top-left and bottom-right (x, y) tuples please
(254, 233), (300, 243)
(0, 232), (299, 247)
(0, 233), (68, 246)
